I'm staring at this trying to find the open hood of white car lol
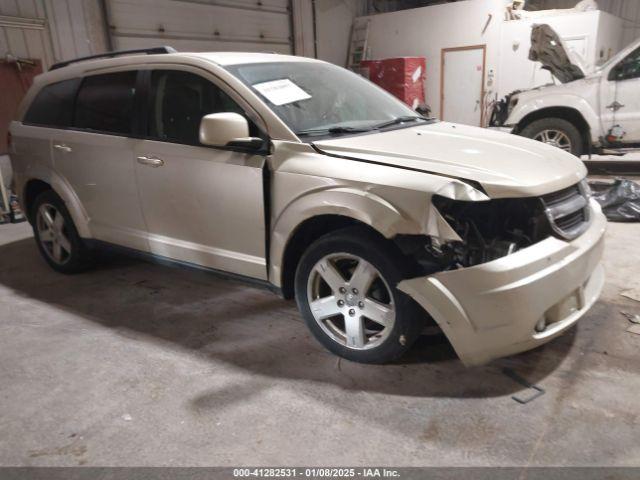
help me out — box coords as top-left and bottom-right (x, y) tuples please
(529, 24), (586, 83)
(313, 122), (587, 198)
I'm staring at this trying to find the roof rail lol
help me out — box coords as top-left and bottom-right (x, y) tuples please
(50, 46), (177, 71)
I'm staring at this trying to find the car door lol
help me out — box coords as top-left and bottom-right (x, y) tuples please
(133, 68), (267, 280)
(51, 70), (149, 251)
(601, 45), (640, 144)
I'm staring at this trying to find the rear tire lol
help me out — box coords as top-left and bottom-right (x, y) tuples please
(520, 117), (584, 156)
(31, 190), (93, 274)
(294, 226), (426, 364)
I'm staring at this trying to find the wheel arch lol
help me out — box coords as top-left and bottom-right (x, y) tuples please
(23, 179), (52, 222)
(514, 106), (592, 151)
(22, 174), (91, 238)
(279, 215), (382, 299)
(271, 188), (421, 298)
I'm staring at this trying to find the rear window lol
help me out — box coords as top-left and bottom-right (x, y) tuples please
(74, 71), (137, 135)
(23, 78), (80, 127)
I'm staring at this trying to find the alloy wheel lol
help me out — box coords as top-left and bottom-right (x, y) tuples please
(534, 129), (572, 152)
(36, 203), (72, 265)
(306, 253), (395, 350)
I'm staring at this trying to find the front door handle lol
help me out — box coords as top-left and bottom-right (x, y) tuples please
(53, 143), (72, 153)
(136, 155), (164, 167)
(607, 101), (625, 111)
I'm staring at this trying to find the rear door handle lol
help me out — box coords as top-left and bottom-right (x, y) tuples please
(136, 155), (164, 167)
(53, 143), (72, 153)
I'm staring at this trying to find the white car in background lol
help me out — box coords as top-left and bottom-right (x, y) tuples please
(491, 24), (640, 156)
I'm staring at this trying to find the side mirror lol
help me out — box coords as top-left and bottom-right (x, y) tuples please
(415, 103), (432, 117)
(199, 112), (258, 148)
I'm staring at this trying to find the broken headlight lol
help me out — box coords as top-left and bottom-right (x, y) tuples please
(429, 195), (551, 269)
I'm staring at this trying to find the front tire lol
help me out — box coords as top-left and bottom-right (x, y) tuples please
(31, 190), (93, 274)
(294, 226), (425, 364)
(520, 117), (584, 156)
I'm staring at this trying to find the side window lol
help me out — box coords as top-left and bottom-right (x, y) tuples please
(610, 47), (640, 81)
(24, 78), (80, 127)
(148, 70), (250, 146)
(74, 71), (137, 134)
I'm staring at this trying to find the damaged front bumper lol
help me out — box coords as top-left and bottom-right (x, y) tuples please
(398, 200), (606, 366)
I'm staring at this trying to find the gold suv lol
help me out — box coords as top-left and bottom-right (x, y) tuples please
(9, 47), (606, 365)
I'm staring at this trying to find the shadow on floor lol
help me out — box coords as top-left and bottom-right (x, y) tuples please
(0, 236), (578, 400)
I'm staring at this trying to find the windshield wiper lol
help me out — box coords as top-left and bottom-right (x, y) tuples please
(296, 116), (430, 137)
(296, 125), (373, 136)
(370, 115), (429, 130)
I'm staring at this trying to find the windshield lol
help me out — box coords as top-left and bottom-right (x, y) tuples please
(225, 61), (427, 138)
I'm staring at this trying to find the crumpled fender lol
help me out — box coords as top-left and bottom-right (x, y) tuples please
(270, 186), (411, 286)
(269, 179), (487, 287)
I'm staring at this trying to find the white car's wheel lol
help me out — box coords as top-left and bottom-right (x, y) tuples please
(520, 117), (584, 156)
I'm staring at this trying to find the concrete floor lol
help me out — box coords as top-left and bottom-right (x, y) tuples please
(0, 220), (639, 467)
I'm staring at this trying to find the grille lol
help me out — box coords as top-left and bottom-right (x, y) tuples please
(543, 184), (580, 206)
(541, 182), (590, 240)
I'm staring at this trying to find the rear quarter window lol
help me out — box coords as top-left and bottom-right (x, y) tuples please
(23, 78), (80, 127)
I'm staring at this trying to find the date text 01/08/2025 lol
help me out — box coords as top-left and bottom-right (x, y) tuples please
(232, 468), (401, 478)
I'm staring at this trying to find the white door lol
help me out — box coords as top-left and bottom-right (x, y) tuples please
(441, 47), (485, 126)
(133, 69), (267, 280)
(601, 45), (640, 143)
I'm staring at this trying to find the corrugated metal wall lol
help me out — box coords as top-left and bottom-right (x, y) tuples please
(531, 0), (640, 46)
(0, 0), (54, 66)
(45, 0), (109, 62)
(0, 0), (108, 68)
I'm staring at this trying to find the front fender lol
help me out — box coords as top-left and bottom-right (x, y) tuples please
(506, 93), (601, 140)
(269, 187), (419, 287)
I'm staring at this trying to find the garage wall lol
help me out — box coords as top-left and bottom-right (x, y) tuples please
(291, 0), (368, 65)
(106, 0), (293, 54)
(315, 0), (367, 65)
(2, 0), (299, 67)
(2, 0), (366, 68)
(0, 0), (108, 68)
(358, 0), (509, 121)
(0, 0), (52, 65)
(292, 0), (315, 57)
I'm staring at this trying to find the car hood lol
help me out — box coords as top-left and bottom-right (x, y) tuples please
(312, 122), (587, 198)
(529, 24), (586, 83)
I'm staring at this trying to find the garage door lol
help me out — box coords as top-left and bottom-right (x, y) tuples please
(107, 0), (293, 54)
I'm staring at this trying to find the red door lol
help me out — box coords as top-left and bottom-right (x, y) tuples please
(0, 59), (43, 154)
